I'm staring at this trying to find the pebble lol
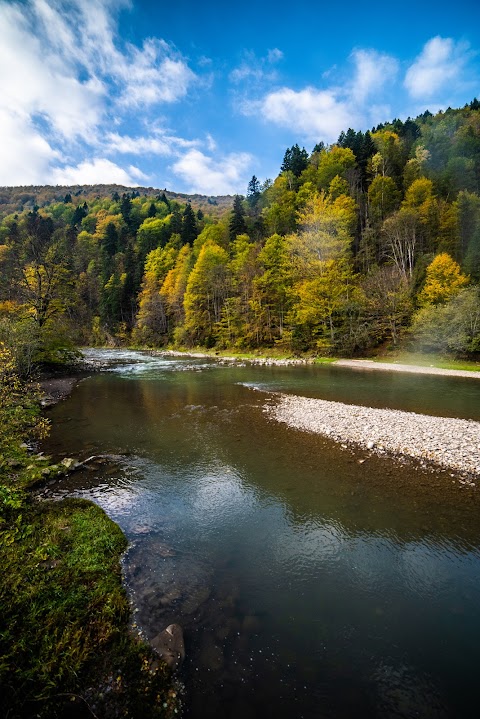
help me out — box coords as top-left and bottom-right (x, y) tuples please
(266, 395), (480, 479)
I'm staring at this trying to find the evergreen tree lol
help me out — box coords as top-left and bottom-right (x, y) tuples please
(247, 176), (261, 209)
(229, 195), (247, 241)
(181, 203), (198, 245)
(120, 194), (132, 227)
(103, 222), (118, 257)
(147, 202), (157, 218)
(169, 206), (183, 235)
(312, 142), (325, 155)
(281, 144), (309, 177)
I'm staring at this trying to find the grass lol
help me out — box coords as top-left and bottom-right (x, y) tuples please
(367, 351), (480, 372)
(0, 497), (180, 718)
(0, 345), (179, 718)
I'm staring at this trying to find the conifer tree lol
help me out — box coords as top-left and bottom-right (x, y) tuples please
(229, 195), (247, 241)
(181, 203), (198, 245)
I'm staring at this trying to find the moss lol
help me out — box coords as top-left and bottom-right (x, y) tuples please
(0, 498), (180, 718)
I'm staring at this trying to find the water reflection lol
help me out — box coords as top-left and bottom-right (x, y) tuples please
(44, 350), (480, 718)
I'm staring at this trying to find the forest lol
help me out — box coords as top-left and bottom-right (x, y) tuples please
(1, 99), (480, 371)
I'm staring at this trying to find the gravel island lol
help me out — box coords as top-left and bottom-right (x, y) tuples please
(267, 394), (480, 480)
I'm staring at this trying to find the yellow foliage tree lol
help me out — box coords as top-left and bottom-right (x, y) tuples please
(418, 253), (469, 305)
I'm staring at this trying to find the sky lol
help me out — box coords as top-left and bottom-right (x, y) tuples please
(0, 0), (479, 195)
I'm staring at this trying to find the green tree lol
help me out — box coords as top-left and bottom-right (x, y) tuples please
(181, 203), (198, 246)
(183, 241), (229, 346)
(229, 195), (247, 241)
(281, 144), (309, 177)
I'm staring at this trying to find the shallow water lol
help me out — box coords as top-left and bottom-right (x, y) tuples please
(44, 350), (480, 718)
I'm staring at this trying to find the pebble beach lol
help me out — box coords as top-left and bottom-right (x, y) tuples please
(267, 394), (480, 480)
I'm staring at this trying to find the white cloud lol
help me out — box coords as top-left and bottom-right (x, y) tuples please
(171, 149), (252, 195)
(253, 87), (358, 143)
(0, 0), (198, 185)
(351, 49), (398, 103)
(267, 48), (283, 64)
(405, 37), (472, 99)
(104, 133), (173, 156)
(243, 47), (398, 143)
(117, 41), (196, 107)
(50, 158), (147, 186)
(229, 48), (284, 84)
(102, 130), (202, 157)
(0, 110), (62, 185)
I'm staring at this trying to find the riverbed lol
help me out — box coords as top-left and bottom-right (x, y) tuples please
(43, 350), (480, 718)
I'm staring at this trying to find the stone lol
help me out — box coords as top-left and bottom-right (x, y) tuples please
(60, 457), (80, 471)
(366, 441), (375, 450)
(150, 624), (185, 672)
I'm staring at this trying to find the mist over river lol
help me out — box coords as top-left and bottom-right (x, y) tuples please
(43, 350), (480, 718)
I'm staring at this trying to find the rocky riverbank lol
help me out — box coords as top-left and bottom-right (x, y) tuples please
(266, 394), (480, 483)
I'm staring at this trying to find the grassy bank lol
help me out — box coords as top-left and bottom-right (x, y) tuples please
(367, 351), (480, 372)
(0, 345), (179, 718)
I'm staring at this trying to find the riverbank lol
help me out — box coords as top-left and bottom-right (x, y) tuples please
(267, 394), (480, 483)
(155, 347), (480, 376)
(0, 350), (180, 718)
(335, 358), (480, 380)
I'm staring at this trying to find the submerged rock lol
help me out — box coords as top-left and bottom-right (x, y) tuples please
(60, 457), (81, 471)
(151, 623), (185, 671)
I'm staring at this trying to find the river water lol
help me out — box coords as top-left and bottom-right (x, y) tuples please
(44, 350), (480, 718)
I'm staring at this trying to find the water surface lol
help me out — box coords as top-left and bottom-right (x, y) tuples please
(44, 350), (480, 718)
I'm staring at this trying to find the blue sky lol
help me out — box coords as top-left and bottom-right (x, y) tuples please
(0, 0), (479, 195)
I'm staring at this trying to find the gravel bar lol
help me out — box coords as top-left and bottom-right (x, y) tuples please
(267, 394), (480, 478)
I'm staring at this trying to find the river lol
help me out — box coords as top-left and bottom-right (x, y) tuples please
(43, 350), (480, 718)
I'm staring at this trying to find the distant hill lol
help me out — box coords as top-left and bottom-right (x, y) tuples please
(0, 184), (234, 218)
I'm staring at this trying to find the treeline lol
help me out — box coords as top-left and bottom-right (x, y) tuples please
(1, 100), (480, 369)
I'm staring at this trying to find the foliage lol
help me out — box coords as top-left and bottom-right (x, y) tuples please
(418, 253), (469, 305)
(1, 101), (480, 358)
(411, 286), (480, 354)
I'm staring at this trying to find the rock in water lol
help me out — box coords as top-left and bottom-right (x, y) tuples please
(151, 624), (185, 671)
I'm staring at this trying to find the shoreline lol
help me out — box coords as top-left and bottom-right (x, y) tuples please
(266, 393), (480, 484)
(334, 358), (480, 379)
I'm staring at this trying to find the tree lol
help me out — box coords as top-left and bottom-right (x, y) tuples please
(181, 203), (198, 246)
(281, 144), (309, 177)
(247, 176), (261, 209)
(290, 259), (357, 351)
(381, 210), (419, 281)
(290, 191), (355, 276)
(251, 234), (291, 345)
(418, 253), (469, 305)
(183, 241), (229, 345)
(361, 266), (412, 346)
(412, 286), (480, 354)
(160, 244), (193, 330)
(368, 176), (400, 224)
(229, 195), (247, 241)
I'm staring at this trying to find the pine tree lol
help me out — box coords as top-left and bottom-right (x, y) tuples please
(229, 195), (247, 241)
(281, 144), (309, 177)
(247, 176), (261, 209)
(181, 203), (198, 245)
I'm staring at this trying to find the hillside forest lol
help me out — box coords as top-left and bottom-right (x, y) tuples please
(2, 100), (480, 371)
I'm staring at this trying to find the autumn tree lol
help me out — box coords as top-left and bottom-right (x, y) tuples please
(418, 253), (469, 306)
(183, 241), (229, 346)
